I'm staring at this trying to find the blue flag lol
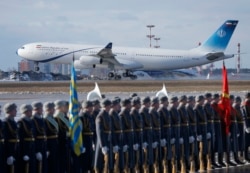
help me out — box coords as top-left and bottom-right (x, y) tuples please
(69, 63), (83, 156)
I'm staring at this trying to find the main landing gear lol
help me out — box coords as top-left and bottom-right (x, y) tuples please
(108, 70), (137, 80)
(34, 62), (40, 71)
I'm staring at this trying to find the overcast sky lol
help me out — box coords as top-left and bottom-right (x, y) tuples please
(0, 0), (249, 71)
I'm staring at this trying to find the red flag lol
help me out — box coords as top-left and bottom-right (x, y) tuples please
(218, 62), (231, 135)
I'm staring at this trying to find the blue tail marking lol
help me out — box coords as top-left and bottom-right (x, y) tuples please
(199, 20), (238, 52)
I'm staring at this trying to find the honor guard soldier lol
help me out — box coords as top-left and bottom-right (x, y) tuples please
(150, 97), (161, 173)
(229, 95), (244, 165)
(3, 103), (19, 173)
(32, 101), (47, 173)
(110, 97), (124, 173)
(243, 92), (250, 162)
(54, 100), (71, 173)
(0, 105), (5, 173)
(140, 96), (153, 173)
(168, 96), (181, 173)
(158, 96), (172, 173)
(92, 100), (101, 119)
(234, 96), (245, 163)
(211, 94), (225, 167)
(120, 98), (134, 173)
(204, 93), (217, 168)
(194, 95), (210, 171)
(18, 104), (36, 173)
(186, 96), (199, 172)
(92, 99), (101, 147)
(130, 96), (143, 173)
(79, 101), (95, 173)
(178, 95), (191, 172)
(94, 99), (113, 173)
(44, 102), (59, 173)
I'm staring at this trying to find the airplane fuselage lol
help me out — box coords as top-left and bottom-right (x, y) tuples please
(17, 42), (224, 71)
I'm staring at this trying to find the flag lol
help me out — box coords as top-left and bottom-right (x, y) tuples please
(218, 62), (231, 135)
(69, 61), (83, 156)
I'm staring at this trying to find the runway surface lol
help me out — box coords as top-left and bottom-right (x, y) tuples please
(0, 80), (249, 92)
(206, 163), (250, 173)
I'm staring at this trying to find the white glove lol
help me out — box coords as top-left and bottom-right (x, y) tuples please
(23, 155), (29, 161)
(7, 156), (15, 165)
(92, 144), (95, 151)
(133, 144), (139, 151)
(81, 147), (86, 153)
(197, 135), (202, 141)
(206, 132), (211, 139)
(123, 145), (128, 152)
(143, 142), (148, 149)
(160, 139), (167, 147)
(179, 138), (184, 144)
(102, 146), (109, 155)
(152, 142), (158, 149)
(36, 152), (43, 161)
(170, 138), (175, 144)
(246, 128), (250, 133)
(189, 136), (195, 143)
(46, 151), (50, 158)
(113, 145), (119, 153)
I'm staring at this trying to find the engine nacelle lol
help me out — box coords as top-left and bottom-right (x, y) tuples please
(79, 56), (100, 65)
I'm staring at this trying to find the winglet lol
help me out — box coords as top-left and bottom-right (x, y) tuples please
(105, 42), (112, 49)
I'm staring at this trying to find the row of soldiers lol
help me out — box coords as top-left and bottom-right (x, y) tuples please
(0, 92), (250, 173)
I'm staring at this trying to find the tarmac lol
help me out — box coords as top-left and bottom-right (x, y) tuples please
(207, 162), (250, 173)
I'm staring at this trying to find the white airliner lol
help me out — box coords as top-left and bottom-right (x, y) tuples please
(17, 20), (238, 80)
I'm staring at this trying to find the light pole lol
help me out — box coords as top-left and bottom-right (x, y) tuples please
(146, 25), (155, 47)
(154, 37), (160, 48)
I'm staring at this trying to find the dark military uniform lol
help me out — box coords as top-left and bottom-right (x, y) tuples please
(186, 96), (199, 171)
(110, 100), (124, 172)
(94, 100), (113, 172)
(243, 94), (250, 161)
(79, 108), (96, 172)
(140, 97), (154, 170)
(131, 98), (143, 172)
(54, 112), (70, 173)
(203, 95), (216, 168)
(32, 114), (47, 173)
(158, 96), (172, 173)
(3, 116), (20, 173)
(233, 97), (245, 161)
(211, 95), (224, 166)
(177, 96), (190, 170)
(230, 105), (241, 163)
(150, 97), (162, 172)
(120, 99), (134, 171)
(44, 114), (59, 173)
(18, 117), (36, 173)
(0, 119), (5, 173)
(194, 96), (208, 171)
(169, 97), (181, 162)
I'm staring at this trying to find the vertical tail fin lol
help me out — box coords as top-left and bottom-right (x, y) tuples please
(199, 20), (238, 52)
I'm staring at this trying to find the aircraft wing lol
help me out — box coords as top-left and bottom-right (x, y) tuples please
(97, 42), (143, 69)
(96, 42), (120, 65)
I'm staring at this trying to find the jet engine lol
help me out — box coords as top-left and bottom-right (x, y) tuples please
(79, 56), (101, 65)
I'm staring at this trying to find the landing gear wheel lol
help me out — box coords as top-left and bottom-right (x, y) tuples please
(108, 72), (114, 78)
(130, 75), (137, 80)
(35, 66), (40, 71)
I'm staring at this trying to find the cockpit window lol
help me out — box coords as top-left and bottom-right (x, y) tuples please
(21, 46), (25, 49)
